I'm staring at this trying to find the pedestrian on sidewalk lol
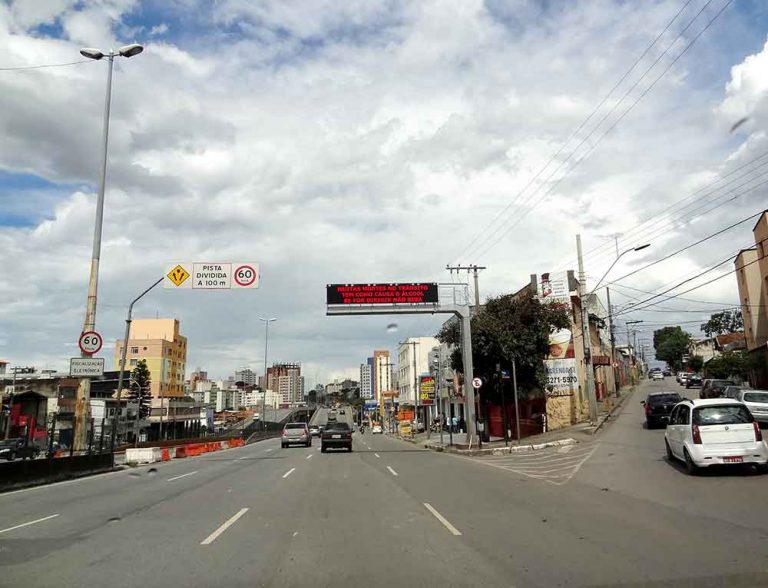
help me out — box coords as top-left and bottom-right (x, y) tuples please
(458, 416), (465, 434)
(451, 415), (458, 433)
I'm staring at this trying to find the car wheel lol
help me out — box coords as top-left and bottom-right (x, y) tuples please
(684, 449), (699, 475)
(321, 446), (326, 453)
(7, 451), (15, 461)
(665, 439), (674, 461)
(281, 443), (286, 449)
(646, 419), (654, 430)
(348, 445), (353, 452)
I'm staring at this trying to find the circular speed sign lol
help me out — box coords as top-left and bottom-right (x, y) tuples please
(472, 377), (483, 390)
(233, 264), (257, 287)
(79, 331), (103, 355)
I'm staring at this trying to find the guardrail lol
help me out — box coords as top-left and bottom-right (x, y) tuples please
(0, 454), (115, 492)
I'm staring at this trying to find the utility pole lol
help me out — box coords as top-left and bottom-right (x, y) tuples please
(446, 264), (487, 309)
(606, 287), (618, 397)
(402, 340), (420, 431)
(577, 235), (598, 423)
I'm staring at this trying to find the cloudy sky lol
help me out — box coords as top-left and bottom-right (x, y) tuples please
(1, 0), (767, 382)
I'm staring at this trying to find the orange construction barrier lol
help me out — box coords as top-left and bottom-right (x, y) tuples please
(175, 446), (187, 458)
(161, 448), (171, 462)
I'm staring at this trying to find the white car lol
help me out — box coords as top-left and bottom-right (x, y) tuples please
(372, 424), (383, 434)
(664, 399), (768, 474)
(651, 371), (664, 381)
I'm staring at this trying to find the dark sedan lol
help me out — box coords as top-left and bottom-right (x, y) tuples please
(685, 374), (702, 388)
(642, 392), (682, 429)
(321, 422), (352, 453)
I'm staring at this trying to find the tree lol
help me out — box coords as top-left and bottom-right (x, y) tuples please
(701, 309), (743, 337)
(705, 350), (754, 381)
(130, 359), (152, 419)
(687, 355), (704, 373)
(436, 292), (571, 398)
(653, 327), (692, 371)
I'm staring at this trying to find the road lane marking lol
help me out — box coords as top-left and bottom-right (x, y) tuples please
(374, 453), (380, 458)
(283, 468), (296, 478)
(387, 466), (398, 476)
(557, 445), (574, 454)
(0, 514), (60, 535)
(306, 454), (313, 460)
(423, 503), (462, 536)
(167, 471), (198, 482)
(200, 508), (249, 545)
(264, 448), (274, 453)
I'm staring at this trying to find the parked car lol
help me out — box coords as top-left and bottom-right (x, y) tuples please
(700, 379), (736, 399)
(281, 422), (311, 448)
(372, 424), (383, 434)
(0, 438), (41, 461)
(651, 371), (664, 381)
(664, 399), (768, 474)
(642, 392), (683, 429)
(309, 424), (321, 437)
(686, 374), (703, 388)
(735, 389), (768, 425)
(676, 372), (689, 385)
(663, 369), (672, 377)
(321, 421), (353, 452)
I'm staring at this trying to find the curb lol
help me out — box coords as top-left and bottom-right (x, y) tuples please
(589, 386), (635, 435)
(423, 437), (578, 456)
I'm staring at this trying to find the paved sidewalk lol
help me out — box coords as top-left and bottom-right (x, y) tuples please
(420, 383), (637, 455)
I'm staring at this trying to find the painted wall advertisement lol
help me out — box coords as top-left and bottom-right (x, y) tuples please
(545, 329), (578, 398)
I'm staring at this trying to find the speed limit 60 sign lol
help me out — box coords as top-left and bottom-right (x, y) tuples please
(233, 263), (259, 288)
(79, 331), (103, 355)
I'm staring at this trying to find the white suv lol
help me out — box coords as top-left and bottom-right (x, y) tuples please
(664, 399), (768, 474)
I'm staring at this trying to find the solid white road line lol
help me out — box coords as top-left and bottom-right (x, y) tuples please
(306, 454), (313, 460)
(423, 503), (462, 536)
(167, 470), (199, 482)
(283, 468), (296, 478)
(200, 508), (249, 545)
(374, 453), (380, 458)
(387, 466), (399, 476)
(0, 514), (60, 535)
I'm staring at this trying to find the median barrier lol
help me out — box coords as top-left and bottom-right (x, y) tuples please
(0, 453), (114, 492)
(161, 448), (171, 462)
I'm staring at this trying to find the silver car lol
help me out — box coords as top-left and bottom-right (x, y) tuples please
(281, 422), (311, 448)
(737, 390), (768, 424)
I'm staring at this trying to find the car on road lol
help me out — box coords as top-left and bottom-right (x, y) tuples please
(651, 371), (664, 381)
(663, 369), (672, 377)
(0, 438), (41, 461)
(676, 372), (689, 385)
(649, 368), (662, 379)
(372, 424), (383, 434)
(281, 423), (311, 448)
(733, 389), (768, 425)
(685, 374), (702, 388)
(642, 392), (683, 429)
(321, 421), (353, 452)
(700, 379), (736, 399)
(664, 399), (768, 474)
(309, 424), (321, 437)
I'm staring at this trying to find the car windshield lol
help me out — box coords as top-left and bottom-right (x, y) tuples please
(744, 392), (768, 404)
(284, 424), (305, 430)
(693, 405), (754, 425)
(648, 394), (680, 404)
(325, 422), (350, 431)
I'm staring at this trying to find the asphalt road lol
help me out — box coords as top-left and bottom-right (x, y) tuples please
(2, 391), (767, 587)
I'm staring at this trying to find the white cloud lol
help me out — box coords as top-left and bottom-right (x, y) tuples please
(0, 1), (764, 378)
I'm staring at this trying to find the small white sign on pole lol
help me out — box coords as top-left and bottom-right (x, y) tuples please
(70, 357), (105, 377)
(472, 377), (483, 390)
(164, 262), (260, 289)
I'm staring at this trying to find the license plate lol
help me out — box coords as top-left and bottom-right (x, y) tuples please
(332, 434), (341, 439)
(723, 456), (743, 463)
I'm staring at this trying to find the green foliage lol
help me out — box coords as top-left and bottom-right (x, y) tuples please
(653, 327), (692, 371)
(687, 355), (704, 373)
(130, 359), (152, 419)
(437, 293), (571, 397)
(705, 350), (753, 380)
(701, 309), (743, 337)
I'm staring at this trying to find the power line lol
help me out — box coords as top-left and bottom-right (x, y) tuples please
(466, 0), (732, 263)
(0, 59), (93, 71)
(449, 0), (703, 264)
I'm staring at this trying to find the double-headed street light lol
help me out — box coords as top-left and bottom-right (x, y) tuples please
(73, 43), (144, 452)
(258, 318), (277, 430)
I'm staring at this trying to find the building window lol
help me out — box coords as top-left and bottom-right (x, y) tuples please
(129, 359), (137, 366)
(130, 346), (139, 353)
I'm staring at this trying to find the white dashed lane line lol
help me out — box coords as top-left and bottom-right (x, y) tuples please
(306, 454), (313, 460)
(387, 466), (399, 477)
(283, 468), (296, 479)
(423, 503), (462, 536)
(200, 508), (249, 545)
(167, 471), (198, 482)
(0, 514), (60, 535)
(374, 453), (380, 458)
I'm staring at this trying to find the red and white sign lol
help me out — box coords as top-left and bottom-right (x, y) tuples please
(78, 331), (103, 355)
(233, 263), (258, 288)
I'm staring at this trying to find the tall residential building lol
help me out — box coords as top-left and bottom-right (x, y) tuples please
(735, 209), (768, 387)
(360, 362), (372, 399)
(266, 363), (302, 405)
(373, 350), (393, 402)
(234, 368), (257, 387)
(397, 337), (439, 405)
(114, 318), (187, 398)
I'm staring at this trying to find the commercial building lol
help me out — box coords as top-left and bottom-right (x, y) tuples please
(266, 363), (303, 405)
(735, 210), (768, 387)
(234, 368), (257, 387)
(396, 338), (438, 406)
(113, 318), (187, 398)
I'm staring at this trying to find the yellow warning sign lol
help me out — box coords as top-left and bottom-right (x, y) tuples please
(167, 264), (190, 287)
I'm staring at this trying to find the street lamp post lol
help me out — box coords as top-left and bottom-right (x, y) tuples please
(259, 318), (277, 431)
(577, 235), (649, 423)
(73, 44), (144, 452)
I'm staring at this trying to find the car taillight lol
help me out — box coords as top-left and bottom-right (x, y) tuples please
(645, 404), (652, 415)
(692, 424), (702, 445)
(754, 421), (763, 442)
